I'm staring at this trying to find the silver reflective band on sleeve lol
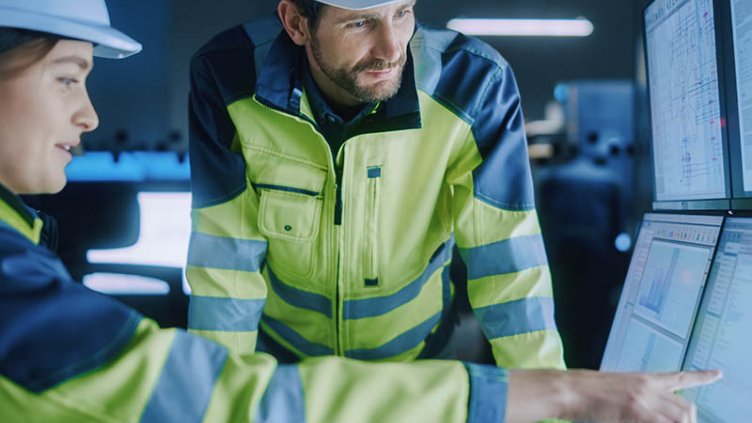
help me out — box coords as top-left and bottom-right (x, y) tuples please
(474, 297), (557, 339)
(187, 233), (267, 272)
(140, 331), (228, 423)
(255, 364), (306, 423)
(460, 234), (547, 279)
(188, 296), (265, 332)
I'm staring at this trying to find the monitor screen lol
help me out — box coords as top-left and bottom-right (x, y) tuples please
(722, 0), (752, 206)
(601, 213), (724, 371)
(730, 1), (752, 191)
(681, 216), (752, 421)
(644, 0), (730, 207)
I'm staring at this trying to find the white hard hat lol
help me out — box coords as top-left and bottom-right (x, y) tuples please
(314, 0), (406, 11)
(0, 0), (141, 59)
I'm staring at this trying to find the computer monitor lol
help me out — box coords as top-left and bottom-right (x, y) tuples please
(719, 0), (752, 208)
(681, 216), (752, 421)
(644, 0), (732, 210)
(601, 213), (724, 371)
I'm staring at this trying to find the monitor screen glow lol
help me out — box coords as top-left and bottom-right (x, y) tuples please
(601, 213), (723, 371)
(681, 217), (752, 422)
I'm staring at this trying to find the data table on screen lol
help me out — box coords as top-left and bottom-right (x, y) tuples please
(682, 218), (752, 422)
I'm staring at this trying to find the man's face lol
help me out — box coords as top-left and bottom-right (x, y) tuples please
(305, 0), (416, 107)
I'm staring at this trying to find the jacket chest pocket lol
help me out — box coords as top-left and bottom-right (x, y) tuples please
(253, 160), (328, 280)
(259, 190), (322, 241)
(258, 188), (323, 279)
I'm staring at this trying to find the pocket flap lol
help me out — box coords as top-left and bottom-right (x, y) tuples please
(259, 191), (323, 242)
(247, 149), (328, 196)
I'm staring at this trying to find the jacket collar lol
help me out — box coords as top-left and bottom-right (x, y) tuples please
(254, 30), (422, 132)
(0, 183), (43, 244)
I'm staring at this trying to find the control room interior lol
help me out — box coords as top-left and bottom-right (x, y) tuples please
(19, 0), (739, 382)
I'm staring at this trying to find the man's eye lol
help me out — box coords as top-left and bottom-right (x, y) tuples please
(349, 19), (367, 28)
(58, 77), (79, 88)
(397, 8), (412, 18)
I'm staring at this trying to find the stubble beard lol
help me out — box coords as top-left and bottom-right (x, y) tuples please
(311, 36), (406, 104)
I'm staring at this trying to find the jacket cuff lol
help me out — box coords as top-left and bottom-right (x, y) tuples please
(464, 363), (508, 423)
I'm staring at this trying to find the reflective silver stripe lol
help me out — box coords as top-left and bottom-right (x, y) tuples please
(344, 238), (453, 319)
(188, 296), (265, 332)
(460, 234), (547, 279)
(262, 315), (333, 356)
(187, 233), (267, 272)
(474, 297), (557, 339)
(346, 312), (441, 360)
(140, 331), (227, 423)
(268, 268), (331, 318)
(255, 365), (306, 423)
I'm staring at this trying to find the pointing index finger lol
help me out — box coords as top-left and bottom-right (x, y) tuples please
(661, 370), (723, 391)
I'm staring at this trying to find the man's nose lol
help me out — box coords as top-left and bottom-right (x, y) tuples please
(372, 24), (402, 64)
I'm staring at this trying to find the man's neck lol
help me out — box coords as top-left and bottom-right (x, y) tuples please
(304, 59), (368, 121)
(328, 100), (365, 122)
(303, 62), (372, 123)
(311, 77), (364, 121)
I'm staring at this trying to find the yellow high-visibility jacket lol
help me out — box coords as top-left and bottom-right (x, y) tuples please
(0, 183), (510, 422)
(187, 18), (565, 368)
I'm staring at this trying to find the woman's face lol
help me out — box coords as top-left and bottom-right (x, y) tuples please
(0, 40), (98, 194)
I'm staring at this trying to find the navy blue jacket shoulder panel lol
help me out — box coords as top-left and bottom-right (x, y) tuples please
(0, 225), (141, 392)
(189, 25), (257, 208)
(412, 25), (511, 125)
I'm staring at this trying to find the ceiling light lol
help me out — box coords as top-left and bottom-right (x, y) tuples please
(446, 18), (594, 37)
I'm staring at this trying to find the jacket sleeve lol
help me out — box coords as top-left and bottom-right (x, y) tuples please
(0, 230), (508, 423)
(446, 62), (566, 370)
(186, 50), (267, 354)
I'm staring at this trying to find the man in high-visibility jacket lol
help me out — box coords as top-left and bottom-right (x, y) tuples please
(187, 0), (565, 368)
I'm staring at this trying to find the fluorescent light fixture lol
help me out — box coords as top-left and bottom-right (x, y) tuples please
(83, 273), (170, 295)
(447, 18), (594, 37)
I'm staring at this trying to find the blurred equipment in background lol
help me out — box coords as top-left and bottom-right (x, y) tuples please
(531, 80), (635, 369)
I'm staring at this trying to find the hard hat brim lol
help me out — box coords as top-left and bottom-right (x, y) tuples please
(0, 9), (142, 59)
(314, 0), (406, 11)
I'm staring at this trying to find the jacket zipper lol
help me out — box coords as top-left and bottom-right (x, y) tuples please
(334, 165), (344, 225)
(253, 96), (344, 355)
(364, 167), (381, 286)
(332, 145), (347, 355)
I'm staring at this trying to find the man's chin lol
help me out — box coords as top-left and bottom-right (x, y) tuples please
(355, 78), (402, 102)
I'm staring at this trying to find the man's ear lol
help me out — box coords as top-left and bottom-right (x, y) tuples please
(278, 0), (311, 46)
